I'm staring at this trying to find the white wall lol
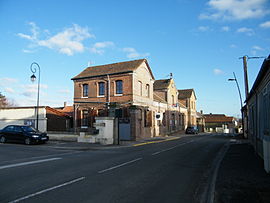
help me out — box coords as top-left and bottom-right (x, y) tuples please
(0, 107), (47, 132)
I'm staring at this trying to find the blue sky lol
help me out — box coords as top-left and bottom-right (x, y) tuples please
(0, 0), (269, 117)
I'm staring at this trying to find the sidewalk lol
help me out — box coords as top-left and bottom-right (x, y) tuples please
(46, 132), (188, 150)
(214, 139), (270, 203)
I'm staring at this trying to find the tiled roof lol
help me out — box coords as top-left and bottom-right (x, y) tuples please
(178, 89), (195, 99)
(204, 114), (234, 123)
(45, 106), (71, 118)
(153, 79), (171, 90)
(153, 92), (167, 103)
(55, 106), (74, 117)
(72, 59), (154, 80)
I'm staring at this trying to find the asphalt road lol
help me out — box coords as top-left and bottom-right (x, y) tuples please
(0, 134), (229, 203)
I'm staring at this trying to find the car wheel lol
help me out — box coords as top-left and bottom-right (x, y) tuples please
(25, 138), (31, 145)
(0, 136), (6, 143)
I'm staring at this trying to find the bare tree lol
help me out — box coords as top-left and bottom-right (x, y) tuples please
(0, 92), (14, 108)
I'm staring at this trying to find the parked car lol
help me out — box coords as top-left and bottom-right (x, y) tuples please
(0, 125), (49, 145)
(185, 126), (199, 134)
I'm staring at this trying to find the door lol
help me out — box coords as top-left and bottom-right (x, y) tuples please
(13, 126), (25, 142)
(119, 118), (131, 141)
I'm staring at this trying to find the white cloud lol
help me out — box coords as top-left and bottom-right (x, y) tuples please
(0, 77), (18, 84)
(221, 26), (230, 32)
(260, 21), (270, 28)
(252, 45), (264, 51)
(21, 84), (48, 97)
(198, 26), (210, 32)
(18, 23), (94, 56)
(122, 47), (150, 59)
(230, 44), (237, 48)
(17, 22), (39, 41)
(213, 68), (224, 75)
(236, 27), (254, 36)
(200, 0), (270, 21)
(4, 87), (15, 94)
(90, 41), (114, 55)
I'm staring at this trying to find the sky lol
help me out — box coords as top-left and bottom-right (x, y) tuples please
(0, 0), (269, 117)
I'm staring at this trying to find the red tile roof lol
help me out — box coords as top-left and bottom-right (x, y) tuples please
(71, 59), (154, 80)
(204, 114), (234, 123)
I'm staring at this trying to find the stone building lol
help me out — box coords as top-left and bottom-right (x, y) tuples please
(178, 89), (197, 127)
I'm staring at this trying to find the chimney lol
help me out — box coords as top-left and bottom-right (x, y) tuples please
(64, 102), (67, 108)
(200, 110), (203, 115)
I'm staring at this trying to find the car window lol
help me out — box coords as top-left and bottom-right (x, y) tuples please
(14, 126), (23, 133)
(4, 126), (15, 132)
(21, 126), (36, 132)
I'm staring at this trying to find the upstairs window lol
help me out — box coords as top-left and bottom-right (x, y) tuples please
(98, 82), (105, 96)
(82, 84), (88, 97)
(139, 81), (142, 96)
(146, 84), (150, 98)
(116, 80), (123, 94)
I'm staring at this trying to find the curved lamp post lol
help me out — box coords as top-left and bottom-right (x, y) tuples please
(228, 72), (244, 135)
(30, 62), (41, 131)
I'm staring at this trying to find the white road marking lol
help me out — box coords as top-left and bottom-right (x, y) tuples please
(9, 177), (86, 203)
(0, 158), (62, 170)
(0, 151), (80, 165)
(98, 157), (143, 174)
(151, 140), (195, 155)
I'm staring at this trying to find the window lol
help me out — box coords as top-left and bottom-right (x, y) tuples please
(82, 110), (88, 127)
(82, 84), (88, 97)
(146, 84), (150, 97)
(116, 80), (123, 94)
(98, 82), (105, 96)
(138, 81), (142, 96)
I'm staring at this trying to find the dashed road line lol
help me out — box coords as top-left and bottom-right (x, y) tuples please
(9, 177), (86, 203)
(98, 157), (143, 174)
(0, 158), (62, 170)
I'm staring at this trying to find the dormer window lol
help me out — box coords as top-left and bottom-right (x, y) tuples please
(116, 80), (123, 94)
(82, 84), (88, 97)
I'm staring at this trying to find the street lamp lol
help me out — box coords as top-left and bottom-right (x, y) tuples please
(228, 72), (244, 135)
(30, 62), (41, 131)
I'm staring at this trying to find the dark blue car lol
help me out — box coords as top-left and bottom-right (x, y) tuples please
(185, 126), (199, 134)
(0, 125), (49, 145)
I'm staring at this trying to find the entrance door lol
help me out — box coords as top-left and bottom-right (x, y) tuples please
(119, 118), (131, 141)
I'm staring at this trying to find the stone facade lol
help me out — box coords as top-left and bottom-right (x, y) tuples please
(178, 89), (197, 127)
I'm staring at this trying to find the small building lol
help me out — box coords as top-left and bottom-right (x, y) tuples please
(153, 78), (182, 134)
(0, 106), (72, 132)
(178, 89), (197, 127)
(196, 111), (205, 133)
(204, 114), (237, 133)
(246, 55), (270, 172)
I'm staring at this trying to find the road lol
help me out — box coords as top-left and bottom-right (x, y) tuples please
(0, 134), (229, 203)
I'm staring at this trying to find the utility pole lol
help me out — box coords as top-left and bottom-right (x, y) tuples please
(239, 55), (266, 139)
(242, 56), (249, 99)
(239, 55), (266, 100)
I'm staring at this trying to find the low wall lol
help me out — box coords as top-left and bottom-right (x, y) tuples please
(47, 132), (78, 142)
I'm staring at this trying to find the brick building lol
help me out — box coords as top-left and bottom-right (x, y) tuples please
(71, 59), (188, 140)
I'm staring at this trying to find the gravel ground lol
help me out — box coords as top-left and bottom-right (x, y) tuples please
(215, 142), (270, 203)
